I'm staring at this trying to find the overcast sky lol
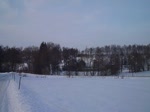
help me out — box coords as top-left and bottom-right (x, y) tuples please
(0, 0), (150, 49)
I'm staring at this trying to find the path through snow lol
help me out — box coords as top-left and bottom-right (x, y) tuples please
(0, 73), (10, 112)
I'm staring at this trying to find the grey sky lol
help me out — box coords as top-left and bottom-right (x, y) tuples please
(0, 0), (150, 49)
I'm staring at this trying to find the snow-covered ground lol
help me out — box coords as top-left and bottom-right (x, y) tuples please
(0, 73), (10, 112)
(7, 80), (31, 112)
(15, 72), (150, 112)
(121, 69), (150, 77)
(0, 73), (30, 112)
(2, 71), (150, 112)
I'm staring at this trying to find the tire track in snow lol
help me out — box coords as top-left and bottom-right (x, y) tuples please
(0, 74), (10, 112)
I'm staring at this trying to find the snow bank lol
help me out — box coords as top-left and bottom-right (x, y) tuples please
(7, 80), (31, 112)
(121, 71), (150, 77)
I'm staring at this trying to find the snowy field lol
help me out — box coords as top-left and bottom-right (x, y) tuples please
(4, 72), (150, 112)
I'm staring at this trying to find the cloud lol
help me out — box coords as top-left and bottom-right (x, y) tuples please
(23, 0), (48, 13)
(0, 0), (150, 49)
(0, 0), (18, 20)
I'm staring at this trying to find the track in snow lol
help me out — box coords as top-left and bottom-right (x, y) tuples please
(0, 73), (10, 112)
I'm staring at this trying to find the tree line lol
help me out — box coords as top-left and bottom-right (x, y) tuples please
(0, 42), (150, 76)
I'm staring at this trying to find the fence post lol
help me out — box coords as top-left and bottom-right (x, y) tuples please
(18, 76), (22, 90)
(14, 73), (15, 81)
